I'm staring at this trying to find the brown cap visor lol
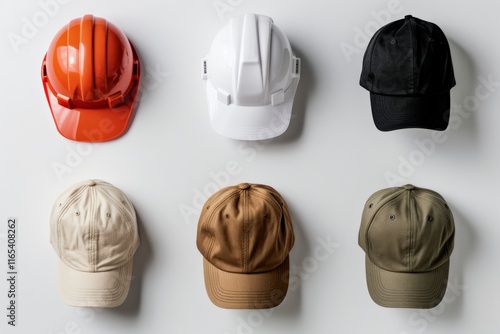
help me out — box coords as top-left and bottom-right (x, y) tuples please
(203, 256), (290, 309)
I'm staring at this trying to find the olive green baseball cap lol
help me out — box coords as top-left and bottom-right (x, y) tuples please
(358, 184), (455, 308)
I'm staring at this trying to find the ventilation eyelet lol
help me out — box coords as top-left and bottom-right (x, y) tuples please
(76, 212), (80, 216)
(390, 39), (397, 45)
(225, 214), (230, 219)
(368, 203), (373, 208)
(389, 214), (396, 221)
(106, 213), (111, 218)
(427, 215), (433, 222)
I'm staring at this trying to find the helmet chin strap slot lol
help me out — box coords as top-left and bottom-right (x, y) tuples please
(201, 59), (208, 80)
(293, 57), (301, 77)
(133, 61), (140, 79)
(42, 62), (48, 79)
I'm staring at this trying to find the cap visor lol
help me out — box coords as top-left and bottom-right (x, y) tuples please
(365, 256), (449, 309)
(42, 82), (137, 142)
(370, 91), (450, 131)
(58, 258), (133, 308)
(203, 256), (290, 309)
(206, 81), (295, 140)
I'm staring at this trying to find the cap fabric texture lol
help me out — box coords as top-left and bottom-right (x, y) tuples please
(360, 15), (456, 131)
(202, 14), (301, 140)
(358, 184), (455, 308)
(50, 179), (140, 307)
(196, 183), (294, 309)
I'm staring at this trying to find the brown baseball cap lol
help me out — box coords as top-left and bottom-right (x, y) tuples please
(358, 184), (455, 308)
(196, 183), (294, 309)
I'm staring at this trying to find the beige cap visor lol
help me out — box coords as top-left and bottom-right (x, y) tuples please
(58, 258), (134, 308)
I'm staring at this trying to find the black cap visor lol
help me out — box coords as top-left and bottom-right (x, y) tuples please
(370, 91), (451, 131)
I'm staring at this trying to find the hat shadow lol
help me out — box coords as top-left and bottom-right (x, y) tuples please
(398, 38), (478, 149)
(211, 201), (309, 321)
(270, 42), (315, 144)
(105, 209), (152, 316)
(437, 205), (476, 319)
(120, 40), (144, 140)
(446, 37), (480, 145)
(270, 203), (310, 317)
(396, 204), (476, 329)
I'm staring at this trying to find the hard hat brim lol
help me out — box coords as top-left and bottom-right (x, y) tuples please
(41, 43), (141, 142)
(42, 80), (139, 142)
(205, 80), (298, 141)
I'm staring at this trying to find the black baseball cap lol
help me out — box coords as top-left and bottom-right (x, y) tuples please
(360, 15), (456, 131)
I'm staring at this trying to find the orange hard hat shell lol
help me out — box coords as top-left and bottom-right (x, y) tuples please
(42, 15), (140, 142)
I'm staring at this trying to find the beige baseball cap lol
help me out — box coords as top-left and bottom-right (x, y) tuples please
(358, 184), (455, 308)
(196, 183), (294, 309)
(50, 179), (140, 307)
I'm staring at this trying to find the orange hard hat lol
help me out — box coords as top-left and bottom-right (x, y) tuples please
(41, 15), (140, 142)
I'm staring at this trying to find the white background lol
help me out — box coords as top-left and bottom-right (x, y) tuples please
(1, 0), (500, 333)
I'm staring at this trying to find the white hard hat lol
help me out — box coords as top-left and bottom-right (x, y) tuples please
(202, 14), (301, 140)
